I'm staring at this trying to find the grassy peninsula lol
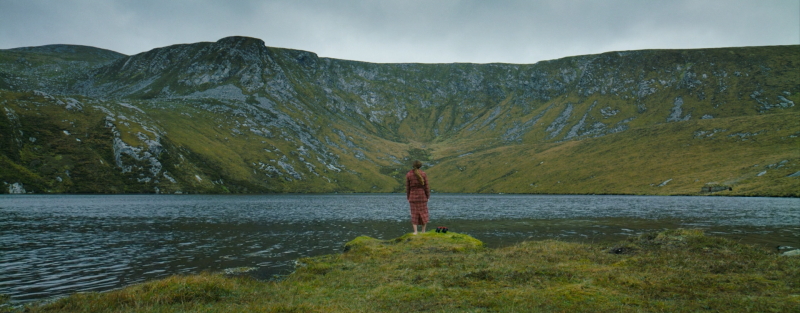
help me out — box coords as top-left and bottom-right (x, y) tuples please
(14, 229), (800, 312)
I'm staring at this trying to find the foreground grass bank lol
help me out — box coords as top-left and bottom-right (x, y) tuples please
(15, 230), (800, 312)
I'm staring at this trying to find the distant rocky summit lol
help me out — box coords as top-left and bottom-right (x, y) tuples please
(1, 37), (798, 195)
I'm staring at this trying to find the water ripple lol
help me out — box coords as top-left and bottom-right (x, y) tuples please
(1, 194), (798, 304)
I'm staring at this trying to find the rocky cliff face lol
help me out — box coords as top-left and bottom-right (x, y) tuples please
(1, 36), (798, 195)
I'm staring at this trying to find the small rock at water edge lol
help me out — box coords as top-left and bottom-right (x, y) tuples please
(781, 250), (800, 257)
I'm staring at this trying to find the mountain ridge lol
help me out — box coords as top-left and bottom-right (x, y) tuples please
(1, 36), (798, 195)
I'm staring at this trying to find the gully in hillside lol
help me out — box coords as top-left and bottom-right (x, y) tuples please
(406, 160), (431, 235)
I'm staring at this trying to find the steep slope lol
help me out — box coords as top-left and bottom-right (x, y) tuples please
(1, 37), (798, 195)
(0, 44), (124, 92)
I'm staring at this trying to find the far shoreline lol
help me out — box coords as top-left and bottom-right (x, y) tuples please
(2, 191), (798, 198)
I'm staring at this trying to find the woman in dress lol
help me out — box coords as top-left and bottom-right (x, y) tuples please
(406, 160), (430, 235)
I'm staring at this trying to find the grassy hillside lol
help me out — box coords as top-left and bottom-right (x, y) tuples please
(432, 112), (800, 196)
(1, 38), (798, 195)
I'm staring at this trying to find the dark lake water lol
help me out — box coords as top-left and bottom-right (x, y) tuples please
(1, 194), (798, 304)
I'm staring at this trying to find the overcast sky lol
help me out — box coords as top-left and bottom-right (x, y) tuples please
(1, 0), (798, 64)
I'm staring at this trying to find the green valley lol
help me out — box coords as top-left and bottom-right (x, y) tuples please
(1, 37), (798, 195)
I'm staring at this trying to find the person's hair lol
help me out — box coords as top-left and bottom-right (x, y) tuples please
(412, 160), (425, 186)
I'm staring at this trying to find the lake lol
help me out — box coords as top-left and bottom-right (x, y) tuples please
(1, 194), (798, 304)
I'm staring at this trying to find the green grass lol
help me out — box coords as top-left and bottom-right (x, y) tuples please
(22, 229), (800, 312)
(431, 111), (800, 196)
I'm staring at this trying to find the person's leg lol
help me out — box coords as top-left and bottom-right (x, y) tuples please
(421, 224), (426, 233)
(412, 224), (418, 235)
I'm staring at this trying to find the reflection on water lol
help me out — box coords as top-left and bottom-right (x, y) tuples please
(0, 194), (798, 304)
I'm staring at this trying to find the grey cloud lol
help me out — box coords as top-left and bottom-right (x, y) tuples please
(1, 0), (798, 64)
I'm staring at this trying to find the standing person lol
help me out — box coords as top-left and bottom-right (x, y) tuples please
(406, 160), (430, 235)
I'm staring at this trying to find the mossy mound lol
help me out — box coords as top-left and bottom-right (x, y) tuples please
(343, 231), (484, 254)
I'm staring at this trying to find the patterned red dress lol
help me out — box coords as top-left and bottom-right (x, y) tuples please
(406, 169), (430, 225)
